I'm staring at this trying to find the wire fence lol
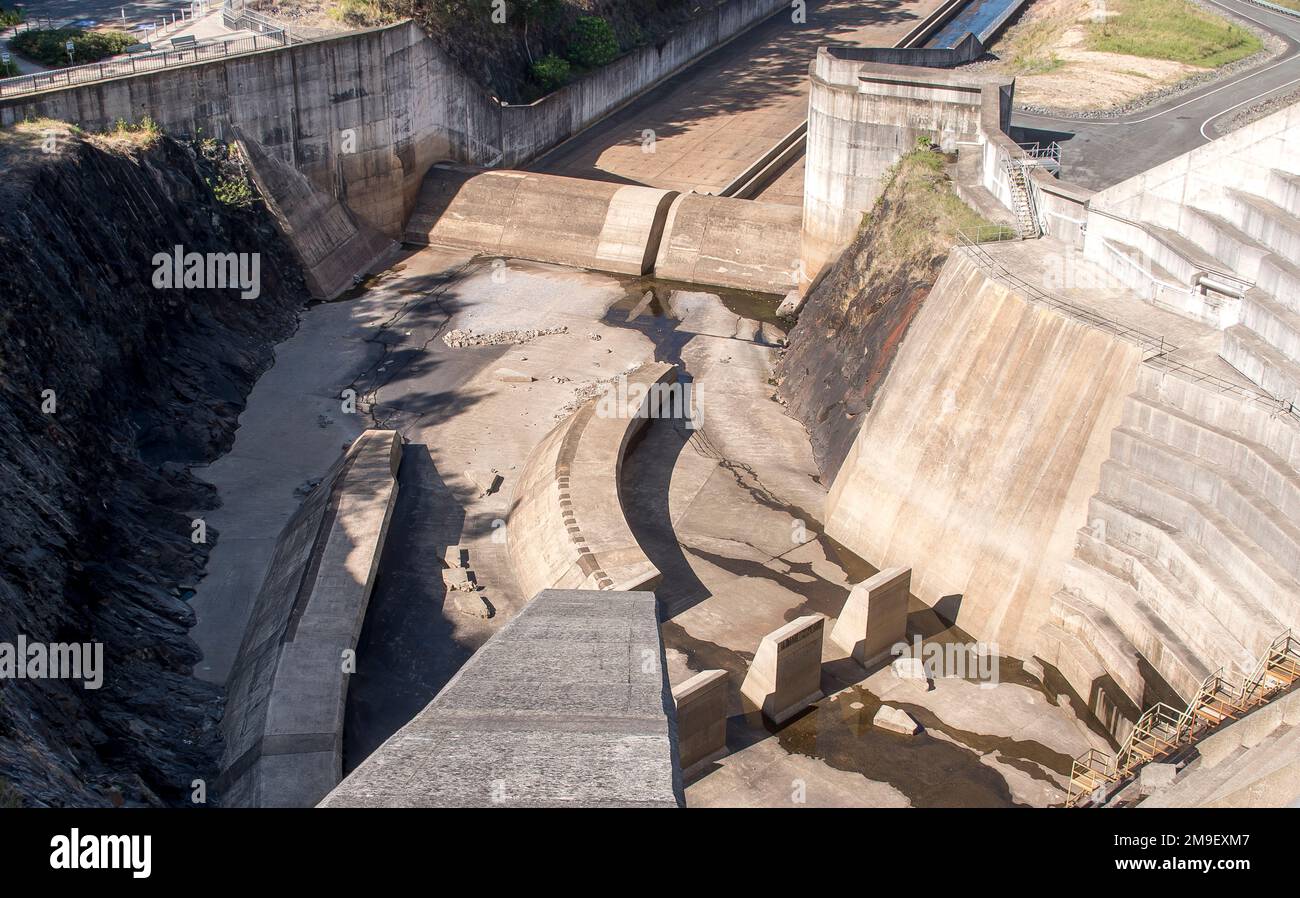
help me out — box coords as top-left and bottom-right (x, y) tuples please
(0, 28), (289, 98)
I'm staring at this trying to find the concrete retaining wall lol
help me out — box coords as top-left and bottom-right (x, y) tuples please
(405, 165), (677, 275)
(1, 0), (791, 296)
(653, 192), (801, 293)
(824, 251), (1142, 659)
(507, 363), (677, 601)
(319, 588), (683, 808)
(802, 50), (1008, 280)
(219, 429), (401, 807)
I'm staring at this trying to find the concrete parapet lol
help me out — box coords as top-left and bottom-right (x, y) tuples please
(406, 165), (677, 276)
(802, 50), (1012, 281)
(830, 567), (911, 666)
(740, 615), (825, 725)
(671, 669), (729, 775)
(219, 429), (402, 807)
(653, 193), (801, 293)
(319, 589), (683, 807)
(507, 363), (677, 600)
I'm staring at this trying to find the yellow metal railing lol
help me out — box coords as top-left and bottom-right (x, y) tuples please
(1065, 628), (1300, 807)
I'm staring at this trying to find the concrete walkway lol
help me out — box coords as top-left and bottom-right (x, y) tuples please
(531, 0), (946, 200)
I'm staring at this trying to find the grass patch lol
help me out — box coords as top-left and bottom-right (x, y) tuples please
(88, 115), (161, 149)
(995, 16), (1073, 75)
(1086, 0), (1262, 68)
(838, 146), (1012, 310)
(10, 27), (134, 68)
(327, 0), (399, 27)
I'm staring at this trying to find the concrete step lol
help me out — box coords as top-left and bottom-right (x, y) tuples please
(1109, 424), (1300, 582)
(1086, 495), (1285, 663)
(1049, 587), (1147, 705)
(1223, 189), (1300, 265)
(1183, 207), (1272, 282)
(1256, 255), (1300, 316)
(1076, 526), (1257, 679)
(1134, 366), (1300, 468)
(1099, 460), (1300, 630)
(1143, 223), (1229, 285)
(1099, 237), (1228, 325)
(1241, 289), (1300, 365)
(1124, 394), (1300, 525)
(1268, 169), (1300, 220)
(1061, 554), (1211, 700)
(1036, 617), (1139, 741)
(1222, 324), (1300, 409)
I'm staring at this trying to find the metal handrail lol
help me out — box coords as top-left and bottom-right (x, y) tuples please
(0, 28), (289, 97)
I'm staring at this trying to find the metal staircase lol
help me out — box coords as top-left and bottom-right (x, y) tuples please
(1065, 628), (1300, 806)
(1002, 158), (1040, 239)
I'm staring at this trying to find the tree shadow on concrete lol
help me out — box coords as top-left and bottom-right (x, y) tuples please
(530, 0), (928, 183)
(341, 443), (477, 772)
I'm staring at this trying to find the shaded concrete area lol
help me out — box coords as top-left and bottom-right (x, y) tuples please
(531, 0), (946, 194)
(616, 287), (1109, 806)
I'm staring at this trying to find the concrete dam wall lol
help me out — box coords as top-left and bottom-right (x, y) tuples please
(0, 0), (792, 298)
(824, 250), (1142, 659)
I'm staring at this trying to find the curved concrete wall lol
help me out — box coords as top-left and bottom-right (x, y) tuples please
(508, 363), (676, 601)
(653, 193), (801, 293)
(405, 166), (677, 275)
(824, 251), (1141, 659)
(219, 429), (401, 807)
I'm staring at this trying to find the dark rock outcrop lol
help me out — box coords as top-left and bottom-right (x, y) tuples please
(0, 127), (308, 806)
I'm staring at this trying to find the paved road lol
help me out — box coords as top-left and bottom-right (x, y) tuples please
(532, 0), (945, 199)
(9, 0), (201, 31)
(1013, 0), (1300, 190)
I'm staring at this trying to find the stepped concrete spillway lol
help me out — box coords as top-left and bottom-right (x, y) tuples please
(319, 589), (682, 808)
(220, 430), (402, 808)
(508, 363), (677, 600)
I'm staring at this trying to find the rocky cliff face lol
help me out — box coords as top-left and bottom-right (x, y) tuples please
(0, 125), (308, 806)
(776, 150), (1001, 479)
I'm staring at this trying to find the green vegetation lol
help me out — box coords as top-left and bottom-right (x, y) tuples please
(328, 0), (400, 27)
(845, 146), (1013, 308)
(0, 5), (23, 27)
(0, 59), (18, 77)
(531, 52), (571, 91)
(10, 28), (134, 68)
(95, 115), (161, 148)
(566, 14), (618, 68)
(994, 15), (1070, 75)
(1086, 0), (1262, 68)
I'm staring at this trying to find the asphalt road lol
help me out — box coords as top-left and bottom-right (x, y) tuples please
(1012, 0), (1300, 190)
(9, 0), (197, 31)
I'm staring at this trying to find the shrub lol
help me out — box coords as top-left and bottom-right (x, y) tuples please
(0, 6), (23, 27)
(11, 28), (134, 68)
(566, 15), (618, 68)
(531, 52), (571, 91)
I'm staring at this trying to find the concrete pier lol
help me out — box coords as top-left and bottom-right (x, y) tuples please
(740, 615), (825, 725)
(672, 669), (729, 775)
(831, 567), (912, 667)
